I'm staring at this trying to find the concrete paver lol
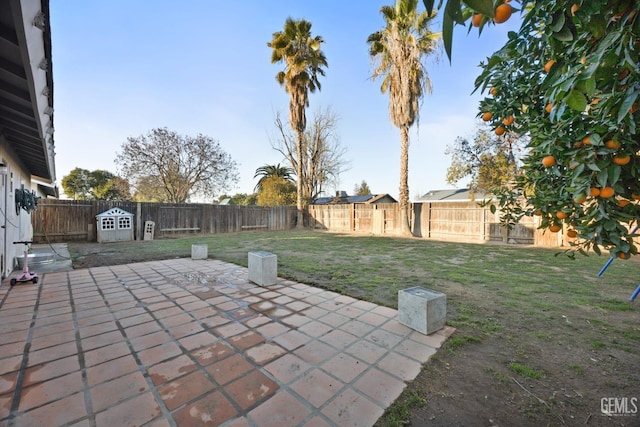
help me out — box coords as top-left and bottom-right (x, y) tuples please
(0, 256), (454, 426)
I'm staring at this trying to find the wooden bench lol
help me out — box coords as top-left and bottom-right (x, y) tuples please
(241, 225), (268, 230)
(160, 227), (201, 232)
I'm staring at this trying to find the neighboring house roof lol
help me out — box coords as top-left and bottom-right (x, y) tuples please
(312, 193), (397, 205)
(0, 0), (56, 183)
(416, 188), (490, 202)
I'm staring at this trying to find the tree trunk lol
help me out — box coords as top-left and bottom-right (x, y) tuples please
(399, 125), (412, 236)
(296, 129), (305, 229)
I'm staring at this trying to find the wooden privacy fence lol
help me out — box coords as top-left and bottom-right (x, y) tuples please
(308, 202), (564, 247)
(32, 200), (296, 243)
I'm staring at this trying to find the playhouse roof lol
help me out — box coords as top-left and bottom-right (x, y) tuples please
(96, 207), (134, 218)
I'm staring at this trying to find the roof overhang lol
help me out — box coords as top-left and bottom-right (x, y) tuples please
(0, 0), (55, 183)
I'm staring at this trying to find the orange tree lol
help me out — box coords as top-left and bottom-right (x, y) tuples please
(426, 0), (639, 258)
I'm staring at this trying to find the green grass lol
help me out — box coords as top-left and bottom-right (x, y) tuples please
(69, 228), (639, 333)
(68, 229), (640, 425)
(376, 388), (426, 427)
(508, 362), (545, 379)
(443, 334), (482, 351)
(568, 364), (583, 374)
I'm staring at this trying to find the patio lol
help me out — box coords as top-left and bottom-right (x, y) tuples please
(0, 255), (453, 426)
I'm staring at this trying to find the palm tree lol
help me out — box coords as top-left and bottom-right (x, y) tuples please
(254, 163), (295, 192)
(268, 18), (328, 228)
(367, 0), (440, 236)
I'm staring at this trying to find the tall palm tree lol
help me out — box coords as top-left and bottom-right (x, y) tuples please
(367, 0), (440, 236)
(254, 163), (295, 193)
(268, 18), (328, 228)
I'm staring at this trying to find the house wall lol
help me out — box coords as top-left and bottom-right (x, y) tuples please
(0, 138), (37, 279)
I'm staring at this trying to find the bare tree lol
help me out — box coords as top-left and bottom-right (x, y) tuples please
(116, 128), (239, 203)
(272, 107), (349, 203)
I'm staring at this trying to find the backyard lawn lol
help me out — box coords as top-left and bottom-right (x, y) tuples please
(69, 230), (640, 426)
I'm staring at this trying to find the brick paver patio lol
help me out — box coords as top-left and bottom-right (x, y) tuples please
(0, 257), (453, 426)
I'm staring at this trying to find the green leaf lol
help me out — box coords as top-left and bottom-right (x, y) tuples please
(576, 77), (596, 96)
(617, 89), (639, 123)
(550, 11), (565, 32)
(589, 133), (603, 146)
(565, 90), (588, 112)
(423, 0), (436, 14)
(594, 31), (622, 58)
(442, 10), (455, 62)
(604, 221), (618, 231)
(609, 165), (621, 185)
(624, 45), (638, 69)
(587, 14), (606, 39)
(463, 0), (494, 17)
(553, 25), (574, 42)
(445, 0), (464, 24)
(596, 169), (608, 187)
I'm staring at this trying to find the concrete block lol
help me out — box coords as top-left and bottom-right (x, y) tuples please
(191, 244), (208, 260)
(248, 251), (277, 286)
(398, 286), (446, 335)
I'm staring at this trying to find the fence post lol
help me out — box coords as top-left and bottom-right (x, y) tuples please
(136, 202), (141, 240)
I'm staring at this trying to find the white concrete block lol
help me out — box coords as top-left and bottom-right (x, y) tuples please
(248, 251), (277, 286)
(191, 244), (208, 260)
(398, 286), (446, 335)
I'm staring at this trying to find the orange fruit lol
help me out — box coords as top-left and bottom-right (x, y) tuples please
(582, 136), (592, 145)
(573, 140), (584, 148)
(472, 13), (483, 27)
(618, 252), (630, 260)
(573, 194), (587, 204)
(556, 211), (568, 219)
(542, 155), (556, 167)
(571, 4), (580, 15)
(490, 87), (498, 96)
(534, 209), (542, 216)
(549, 224), (562, 233)
(605, 139), (621, 149)
(546, 103), (553, 114)
(495, 126), (506, 136)
(544, 60), (555, 73)
(617, 199), (630, 207)
(567, 229), (578, 238)
(482, 111), (492, 121)
(494, 3), (513, 24)
(502, 115), (515, 126)
(589, 187), (601, 197)
(599, 187), (615, 198)
(613, 155), (631, 165)
(632, 194), (640, 201)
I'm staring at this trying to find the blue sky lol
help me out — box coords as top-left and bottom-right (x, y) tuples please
(50, 1), (521, 201)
